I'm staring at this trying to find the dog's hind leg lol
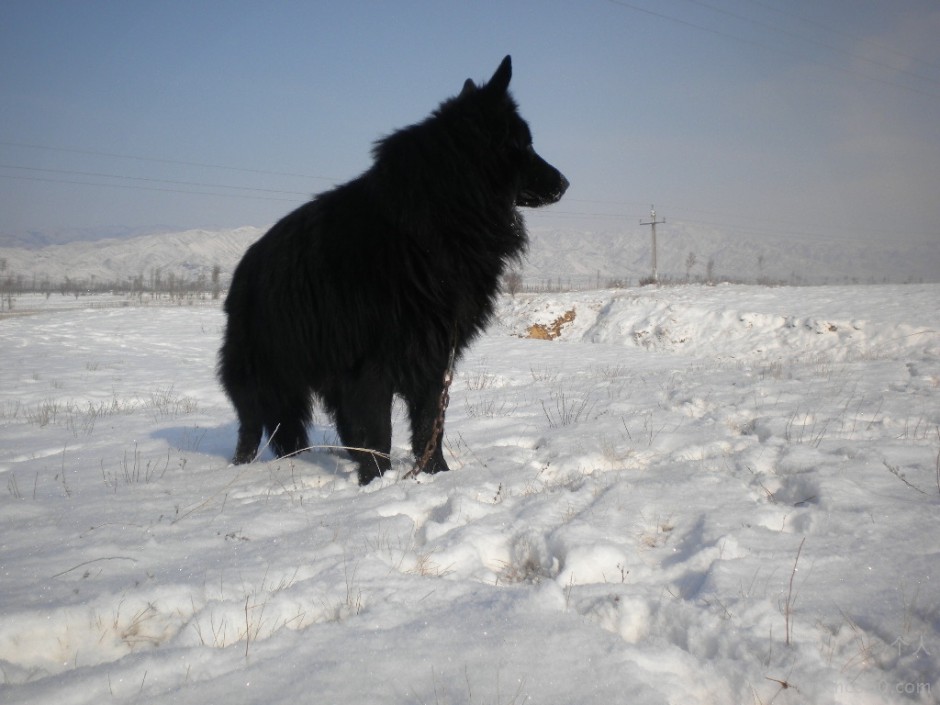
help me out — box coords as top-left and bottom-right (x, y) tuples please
(224, 378), (264, 464)
(326, 376), (394, 485)
(263, 390), (312, 461)
(233, 422), (263, 464)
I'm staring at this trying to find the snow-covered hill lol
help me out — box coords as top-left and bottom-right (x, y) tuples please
(522, 224), (939, 287)
(0, 222), (936, 290)
(0, 225), (180, 250)
(0, 227), (263, 289)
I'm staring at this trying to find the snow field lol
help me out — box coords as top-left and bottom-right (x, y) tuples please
(0, 284), (938, 704)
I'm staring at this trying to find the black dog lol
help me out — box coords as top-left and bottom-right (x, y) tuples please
(218, 56), (568, 484)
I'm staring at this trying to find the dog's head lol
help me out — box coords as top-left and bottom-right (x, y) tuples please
(462, 56), (569, 208)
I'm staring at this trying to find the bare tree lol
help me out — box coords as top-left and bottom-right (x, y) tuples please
(212, 265), (222, 300)
(503, 270), (523, 297)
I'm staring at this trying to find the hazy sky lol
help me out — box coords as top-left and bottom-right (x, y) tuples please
(1, 0), (938, 251)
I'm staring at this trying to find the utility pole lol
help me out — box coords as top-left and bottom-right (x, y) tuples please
(640, 205), (665, 282)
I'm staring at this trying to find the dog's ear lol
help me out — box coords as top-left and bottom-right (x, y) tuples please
(459, 78), (476, 97)
(485, 55), (512, 95)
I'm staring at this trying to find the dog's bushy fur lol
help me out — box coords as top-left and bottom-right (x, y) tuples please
(218, 56), (568, 484)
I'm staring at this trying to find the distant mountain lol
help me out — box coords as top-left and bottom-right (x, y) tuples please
(0, 227), (263, 289)
(0, 223), (935, 290)
(0, 225), (183, 249)
(522, 223), (937, 286)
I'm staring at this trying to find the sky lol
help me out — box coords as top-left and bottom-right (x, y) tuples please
(1, 0), (939, 253)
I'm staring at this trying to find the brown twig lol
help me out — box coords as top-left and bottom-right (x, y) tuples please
(765, 674), (799, 702)
(244, 594), (251, 660)
(883, 460), (928, 495)
(785, 537), (805, 646)
(934, 426), (939, 494)
(51, 555), (138, 579)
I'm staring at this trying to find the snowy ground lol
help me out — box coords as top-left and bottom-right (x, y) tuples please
(1, 284), (938, 704)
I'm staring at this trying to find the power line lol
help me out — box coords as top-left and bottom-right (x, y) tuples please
(1, 138), (932, 243)
(528, 208), (934, 243)
(0, 163), (312, 198)
(682, 0), (940, 89)
(742, 0), (940, 72)
(0, 140), (339, 182)
(6, 166), (931, 245)
(603, 0), (940, 100)
(544, 198), (932, 239)
(0, 173), (303, 203)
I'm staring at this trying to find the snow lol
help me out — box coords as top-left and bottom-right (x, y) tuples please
(1, 283), (938, 704)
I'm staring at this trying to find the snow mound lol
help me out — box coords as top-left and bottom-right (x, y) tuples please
(500, 284), (939, 363)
